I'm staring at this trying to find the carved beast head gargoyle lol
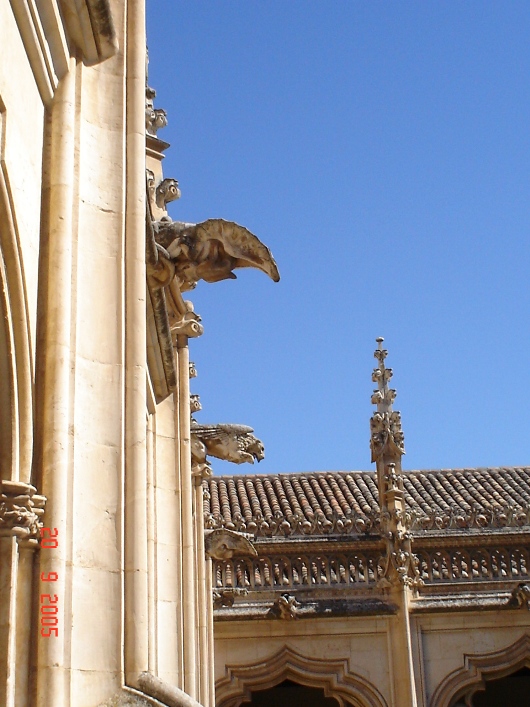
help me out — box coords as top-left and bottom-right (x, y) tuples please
(191, 423), (265, 467)
(153, 218), (280, 291)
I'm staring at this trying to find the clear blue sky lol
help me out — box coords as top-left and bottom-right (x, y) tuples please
(147, 1), (530, 475)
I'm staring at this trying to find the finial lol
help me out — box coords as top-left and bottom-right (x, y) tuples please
(370, 338), (405, 461)
(371, 337), (395, 413)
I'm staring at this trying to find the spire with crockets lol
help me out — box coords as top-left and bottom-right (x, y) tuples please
(370, 338), (421, 591)
(370, 337), (405, 464)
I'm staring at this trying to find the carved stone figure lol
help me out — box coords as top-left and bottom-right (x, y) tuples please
(204, 528), (257, 560)
(191, 423), (265, 468)
(145, 86), (168, 136)
(276, 593), (300, 620)
(212, 588), (249, 609)
(156, 178), (181, 209)
(190, 394), (202, 415)
(508, 582), (530, 609)
(0, 480), (46, 543)
(154, 218), (280, 291)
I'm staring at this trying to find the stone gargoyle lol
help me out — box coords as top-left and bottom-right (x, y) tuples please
(153, 218), (280, 291)
(190, 423), (265, 478)
(204, 528), (257, 560)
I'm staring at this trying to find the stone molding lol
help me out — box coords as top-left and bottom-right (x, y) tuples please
(215, 644), (388, 707)
(429, 632), (530, 707)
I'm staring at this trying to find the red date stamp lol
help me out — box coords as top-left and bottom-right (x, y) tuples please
(39, 527), (59, 637)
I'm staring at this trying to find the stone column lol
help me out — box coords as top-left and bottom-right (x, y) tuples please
(176, 336), (198, 699)
(194, 474), (210, 706)
(124, 0), (149, 686)
(35, 58), (76, 707)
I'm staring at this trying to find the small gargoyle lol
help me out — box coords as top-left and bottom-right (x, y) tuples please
(153, 218), (280, 291)
(204, 528), (257, 560)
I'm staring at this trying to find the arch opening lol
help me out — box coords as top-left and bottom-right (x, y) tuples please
(243, 678), (349, 707)
(451, 666), (530, 707)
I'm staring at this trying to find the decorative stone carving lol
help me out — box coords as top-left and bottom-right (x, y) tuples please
(370, 339), (421, 591)
(156, 178), (181, 210)
(215, 645), (388, 707)
(204, 528), (257, 560)
(146, 245), (175, 291)
(507, 582), (530, 609)
(0, 480), (46, 543)
(189, 361), (197, 379)
(190, 394), (202, 415)
(145, 86), (168, 136)
(146, 168), (156, 205)
(276, 593), (300, 619)
(213, 588), (249, 609)
(429, 633), (530, 707)
(191, 423), (264, 480)
(204, 505), (377, 536)
(168, 299), (204, 339)
(154, 218), (280, 292)
(409, 504), (530, 531)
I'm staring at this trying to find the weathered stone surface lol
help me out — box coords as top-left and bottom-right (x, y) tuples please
(154, 218), (280, 291)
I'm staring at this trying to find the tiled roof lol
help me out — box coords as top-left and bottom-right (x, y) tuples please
(203, 467), (530, 537)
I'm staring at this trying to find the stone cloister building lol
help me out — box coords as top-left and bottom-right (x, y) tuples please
(207, 344), (530, 706)
(0, 2), (529, 706)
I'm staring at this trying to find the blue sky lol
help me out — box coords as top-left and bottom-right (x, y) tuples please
(147, 1), (530, 475)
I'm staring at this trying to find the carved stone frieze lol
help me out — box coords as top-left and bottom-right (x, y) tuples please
(0, 480), (46, 544)
(410, 504), (530, 531)
(153, 218), (280, 292)
(204, 505), (379, 537)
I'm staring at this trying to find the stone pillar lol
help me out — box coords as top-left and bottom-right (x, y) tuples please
(35, 58), (76, 707)
(124, 0), (149, 686)
(194, 473), (210, 706)
(176, 336), (198, 699)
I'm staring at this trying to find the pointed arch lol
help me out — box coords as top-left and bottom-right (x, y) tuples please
(215, 645), (388, 707)
(430, 633), (530, 707)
